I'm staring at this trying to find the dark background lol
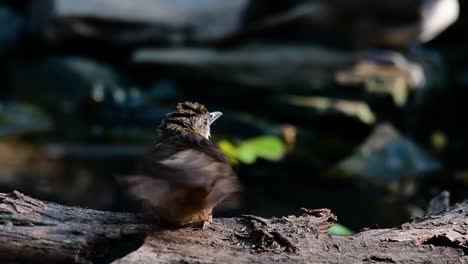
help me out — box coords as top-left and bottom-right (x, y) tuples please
(0, 0), (467, 231)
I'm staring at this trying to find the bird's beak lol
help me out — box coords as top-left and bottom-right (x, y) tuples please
(209, 111), (223, 125)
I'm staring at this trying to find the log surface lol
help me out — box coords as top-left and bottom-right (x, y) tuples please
(0, 191), (467, 263)
(0, 191), (151, 264)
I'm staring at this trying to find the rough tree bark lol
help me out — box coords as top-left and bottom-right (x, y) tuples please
(0, 191), (467, 264)
(0, 191), (151, 264)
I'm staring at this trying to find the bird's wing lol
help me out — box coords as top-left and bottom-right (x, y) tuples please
(124, 134), (239, 211)
(141, 133), (233, 187)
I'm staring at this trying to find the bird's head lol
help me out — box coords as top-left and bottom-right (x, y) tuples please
(159, 102), (223, 139)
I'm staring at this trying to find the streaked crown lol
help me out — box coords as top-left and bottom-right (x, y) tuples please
(159, 102), (222, 139)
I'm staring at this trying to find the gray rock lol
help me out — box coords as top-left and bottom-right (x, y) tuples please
(337, 123), (441, 182)
(32, 0), (249, 44)
(132, 45), (353, 92)
(0, 102), (51, 136)
(250, 0), (459, 47)
(425, 190), (450, 216)
(9, 57), (126, 110)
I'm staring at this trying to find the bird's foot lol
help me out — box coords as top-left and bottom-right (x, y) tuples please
(201, 215), (213, 230)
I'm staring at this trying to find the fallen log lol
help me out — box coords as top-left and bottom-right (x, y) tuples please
(0, 191), (151, 263)
(0, 191), (467, 263)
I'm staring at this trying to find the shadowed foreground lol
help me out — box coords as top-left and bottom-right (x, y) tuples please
(0, 191), (466, 263)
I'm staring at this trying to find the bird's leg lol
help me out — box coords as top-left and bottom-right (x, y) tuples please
(201, 214), (213, 230)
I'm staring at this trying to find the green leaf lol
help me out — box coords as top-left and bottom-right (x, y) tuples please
(240, 136), (285, 162)
(218, 140), (239, 165)
(237, 144), (257, 164)
(218, 136), (286, 165)
(328, 223), (353, 236)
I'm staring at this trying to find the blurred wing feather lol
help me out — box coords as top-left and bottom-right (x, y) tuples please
(128, 134), (239, 211)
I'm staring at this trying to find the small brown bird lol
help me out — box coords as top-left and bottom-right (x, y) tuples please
(123, 102), (240, 228)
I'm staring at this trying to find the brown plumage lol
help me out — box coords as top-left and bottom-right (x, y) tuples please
(122, 102), (240, 227)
